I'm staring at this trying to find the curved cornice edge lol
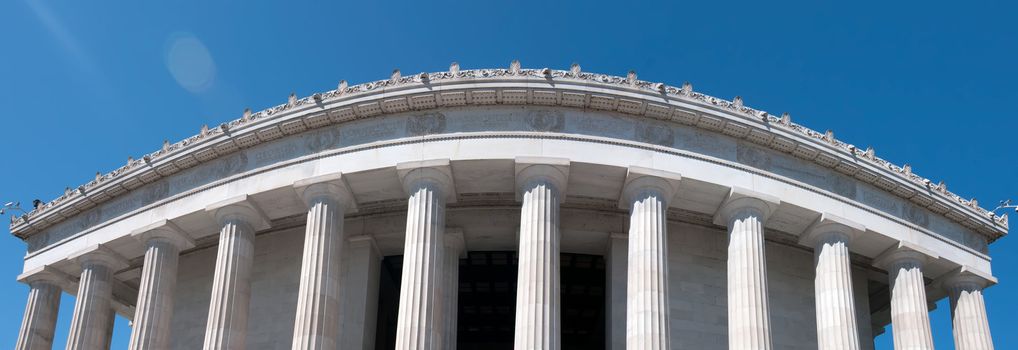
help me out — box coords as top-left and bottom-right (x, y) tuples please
(9, 64), (1008, 240)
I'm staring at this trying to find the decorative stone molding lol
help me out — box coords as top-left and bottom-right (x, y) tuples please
(396, 159), (456, 203)
(17, 265), (75, 292)
(872, 241), (940, 270)
(713, 187), (782, 226)
(618, 166), (681, 210)
(514, 157), (570, 201)
(10, 64), (1006, 241)
(798, 213), (866, 247)
(68, 245), (129, 271)
(293, 172), (359, 212)
(204, 195), (271, 232)
(940, 266), (996, 291)
(129, 220), (196, 251)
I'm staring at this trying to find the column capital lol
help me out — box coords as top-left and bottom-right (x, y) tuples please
(293, 172), (358, 212)
(204, 195), (271, 230)
(872, 241), (940, 270)
(69, 245), (129, 270)
(618, 166), (681, 210)
(514, 156), (569, 200)
(397, 158), (456, 202)
(799, 213), (866, 247)
(712, 187), (781, 226)
(940, 266), (997, 292)
(17, 265), (74, 290)
(130, 219), (196, 250)
(445, 227), (466, 258)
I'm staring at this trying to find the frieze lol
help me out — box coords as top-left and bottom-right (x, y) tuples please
(452, 110), (515, 132)
(524, 110), (565, 132)
(406, 112), (447, 136)
(10, 63), (1007, 240)
(571, 114), (633, 140)
(635, 121), (675, 147)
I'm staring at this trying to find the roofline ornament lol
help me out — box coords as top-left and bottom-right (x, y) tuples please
(9, 63), (1008, 238)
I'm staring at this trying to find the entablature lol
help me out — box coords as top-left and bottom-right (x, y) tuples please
(10, 64), (1006, 244)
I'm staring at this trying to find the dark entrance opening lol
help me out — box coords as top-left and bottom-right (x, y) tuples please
(559, 253), (607, 348)
(374, 252), (606, 349)
(374, 255), (402, 350)
(458, 251), (519, 347)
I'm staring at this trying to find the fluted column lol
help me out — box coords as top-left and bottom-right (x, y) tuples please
(15, 266), (69, 350)
(203, 195), (270, 350)
(129, 221), (195, 350)
(395, 160), (454, 350)
(66, 245), (129, 350)
(442, 229), (465, 350)
(944, 272), (994, 350)
(513, 158), (569, 350)
(620, 168), (680, 350)
(876, 244), (935, 350)
(292, 173), (358, 350)
(715, 188), (780, 350)
(802, 215), (864, 350)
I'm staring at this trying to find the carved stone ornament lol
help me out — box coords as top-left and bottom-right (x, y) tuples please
(10, 62), (1006, 237)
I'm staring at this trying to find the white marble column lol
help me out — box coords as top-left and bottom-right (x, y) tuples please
(715, 188), (780, 350)
(876, 244), (935, 350)
(802, 215), (864, 350)
(129, 221), (195, 350)
(292, 173), (357, 350)
(66, 245), (129, 350)
(394, 160), (454, 350)
(203, 195), (270, 350)
(442, 229), (465, 350)
(620, 168), (680, 350)
(339, 236), (383, 350)
(513, 158), (568, 350)
(15, 266), (69, 350)
(605, 233), (628, 350)
(103, 307), (116, 349)
(944, 272), (994, 350)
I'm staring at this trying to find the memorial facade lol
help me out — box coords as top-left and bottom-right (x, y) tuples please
(10, 62), (1005, 349)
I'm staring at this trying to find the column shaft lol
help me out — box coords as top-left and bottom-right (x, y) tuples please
(292, 196), (346, 350)
(203, 219), (256, 350)
(442, 234), (463, 350)
(15, 281), (61, 350)
(513, 179), (561, 350)
(888, 258), (935, 349)
(726, 206), (773, 350)
(394, 181), (446, 350)
(66, 261), (116, 350)
(626, 190), (670, 349)
(813, 233), (861, 350)
(947, 280), (994, 350)
(129, 239), (183, 349)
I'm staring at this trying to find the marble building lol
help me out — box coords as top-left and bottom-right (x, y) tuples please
(10, 62), (1005, 349)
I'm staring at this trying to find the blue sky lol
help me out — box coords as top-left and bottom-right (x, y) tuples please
(1, 1), (1015, 348)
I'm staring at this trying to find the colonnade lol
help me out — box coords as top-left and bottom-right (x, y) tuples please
(14, 160), (995, 349)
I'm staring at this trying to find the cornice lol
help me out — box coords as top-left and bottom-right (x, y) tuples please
(9, 62), (1008, 240)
